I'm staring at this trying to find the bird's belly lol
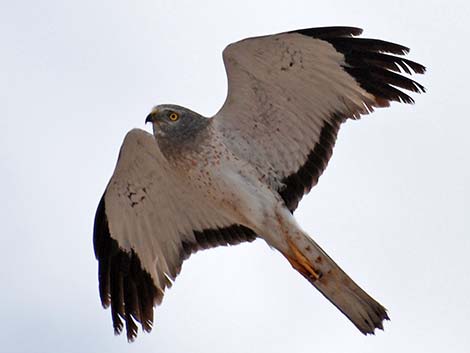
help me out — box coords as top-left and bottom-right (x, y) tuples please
(189, 160), (279, 231)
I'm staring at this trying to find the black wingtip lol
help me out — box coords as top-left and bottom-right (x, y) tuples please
(93, 194), (107, 260)
(93, 205), (259, 341)
(291, 26), (363, 38)
(291, 26), (425, 106)
(93, 194), (160, 341)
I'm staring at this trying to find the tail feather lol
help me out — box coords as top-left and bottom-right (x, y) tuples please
(285, 232), (389, 334)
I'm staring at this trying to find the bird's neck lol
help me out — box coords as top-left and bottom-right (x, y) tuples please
(156, 118), (212, 164)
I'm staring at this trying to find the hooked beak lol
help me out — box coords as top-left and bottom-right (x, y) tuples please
(145, 113), (154, 124)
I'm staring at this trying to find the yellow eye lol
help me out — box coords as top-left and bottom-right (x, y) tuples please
(169, 112), (179, 121)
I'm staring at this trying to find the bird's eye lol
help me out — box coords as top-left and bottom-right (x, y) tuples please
(169, 112), (179, 121)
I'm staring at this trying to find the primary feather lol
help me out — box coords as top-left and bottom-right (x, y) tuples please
(94, 26), (425, 341)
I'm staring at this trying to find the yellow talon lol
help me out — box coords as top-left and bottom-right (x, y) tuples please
(286, 238), (322, 281)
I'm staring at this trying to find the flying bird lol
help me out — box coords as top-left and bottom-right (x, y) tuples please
(93, 26), (425, 341)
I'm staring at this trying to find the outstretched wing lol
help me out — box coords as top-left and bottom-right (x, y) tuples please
(213, 27), (425, 211)
(93, 129), (256, 341)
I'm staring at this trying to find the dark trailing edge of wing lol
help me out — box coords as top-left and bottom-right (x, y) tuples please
(279, 113), (345, 212)
(182, 224), (257, 259)
(279, 27), (425, 212)
(93, 195), (257, 341)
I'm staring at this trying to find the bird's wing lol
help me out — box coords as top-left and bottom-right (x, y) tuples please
(213, 27), (425, 211)
(93, 129), (257, 341)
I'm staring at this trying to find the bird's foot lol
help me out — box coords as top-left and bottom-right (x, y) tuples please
(286, 238), (322, 282)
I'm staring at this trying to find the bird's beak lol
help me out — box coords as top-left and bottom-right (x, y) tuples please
(145, 113), (154, 124)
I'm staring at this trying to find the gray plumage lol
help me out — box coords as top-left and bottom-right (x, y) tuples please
(94, 26), (425, 341)
(145, 105), (210, 157)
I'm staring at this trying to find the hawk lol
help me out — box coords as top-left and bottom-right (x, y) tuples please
(93, 26), (425, 341)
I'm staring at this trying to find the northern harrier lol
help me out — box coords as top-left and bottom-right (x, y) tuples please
(93, 26), (425, 341)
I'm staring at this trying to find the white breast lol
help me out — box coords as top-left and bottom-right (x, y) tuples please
(183, 133), (281, 233)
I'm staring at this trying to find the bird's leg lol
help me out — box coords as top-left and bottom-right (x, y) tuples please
(286, 237), (322, 282)
(272, 205), (388, 334)
(273, 208), (322, 282)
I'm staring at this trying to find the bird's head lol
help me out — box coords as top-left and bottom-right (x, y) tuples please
(145, 104), (209, 142)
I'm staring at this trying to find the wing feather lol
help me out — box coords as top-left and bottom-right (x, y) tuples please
(93, 129), (256, 340)
(214, 27), (425, 211)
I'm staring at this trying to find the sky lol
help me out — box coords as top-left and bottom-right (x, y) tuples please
(1, 0), (469, 352)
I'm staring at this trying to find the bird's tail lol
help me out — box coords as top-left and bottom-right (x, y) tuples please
(283, 232), (389, 334)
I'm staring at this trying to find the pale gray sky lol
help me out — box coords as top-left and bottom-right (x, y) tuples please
(1, 0), (469, 352)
